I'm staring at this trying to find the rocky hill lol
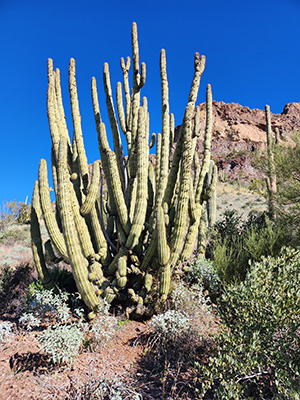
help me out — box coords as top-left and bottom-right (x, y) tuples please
(188, 101), (300, 181)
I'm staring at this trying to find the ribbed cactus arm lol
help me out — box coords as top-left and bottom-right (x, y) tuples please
(38, 159), (69, 261)
(188, 53), (206, 103)
(163, 126), (183, 207)
(128, 22), (142, 178)
(80, 161), (101, 216)
(54, 68), (71, 146)
(69, 58), (89, 193)
(157, 205), (171, 301)
(157, 205), (170, 266)
(103, 62), (126, 190)
(47, 59), (61, 164)
(195, 84), (213, 204)
(91, 78), (117, 215)
(69, 184), (95, 260)
(265, 105), (276, 192)
(121, 57), (131, 128)
(169, 102), (194, 268)
(265, 104), (277, 218)
(179, 85), (213, 265)
(156, 49), (170, 207)
(30, 180), (52, 286)
(155, 133), (162, 196)
(169, 113), (175, 151)
(168, 54), (205, 267)
(206, 162), (217, 226)
(126, 105), (149, 249)
(57, 137), (99, 311)
(116, 81), (126, 135)
(120, 56), (132, 153)
(107, 150), (130, 235)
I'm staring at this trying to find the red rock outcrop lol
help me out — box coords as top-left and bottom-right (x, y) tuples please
(189, 101), (300, 181)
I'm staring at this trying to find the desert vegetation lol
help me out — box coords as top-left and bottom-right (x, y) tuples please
(0, 22), (299, 400)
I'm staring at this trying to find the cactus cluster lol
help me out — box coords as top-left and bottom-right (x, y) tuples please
(31, 23), (216, 317)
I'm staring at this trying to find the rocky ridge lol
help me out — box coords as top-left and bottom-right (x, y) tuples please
(191, 101), (300, 180)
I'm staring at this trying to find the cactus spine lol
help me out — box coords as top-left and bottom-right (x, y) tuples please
(31, 23), (214, 315)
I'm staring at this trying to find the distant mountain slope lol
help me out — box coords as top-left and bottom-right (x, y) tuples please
(188, 101), (300, 181)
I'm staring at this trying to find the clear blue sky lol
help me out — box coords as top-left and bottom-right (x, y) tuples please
(0, 0), (299, 204)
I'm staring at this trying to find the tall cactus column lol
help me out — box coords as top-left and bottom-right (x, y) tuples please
(265, 104), (277, 218)
(56, 137), (100, 312)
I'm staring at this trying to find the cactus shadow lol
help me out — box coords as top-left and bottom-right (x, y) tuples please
(9, 351), (57, 374)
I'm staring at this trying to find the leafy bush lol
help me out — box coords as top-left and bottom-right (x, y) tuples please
(23, 281), (76, 324)
(18, 312), (41, 330)
(149, 282), (213, 350)
(89, 300), (118, 348)
(149, 309), (190, 344)
(207, 210), (287, 283)
(39, 323), (86, 365)
(141, 284), (213, 399)
(198, 247), (300, 399)
(185, 258), (222, 300)
(0, 200), (30, 231)
(0, 321), (14, 344)
(0, 264), (14, 295)
(253, 132), (300, 247)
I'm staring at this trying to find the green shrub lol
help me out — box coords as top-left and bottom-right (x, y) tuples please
(0, 321), (14, 344)
(18, 312), (41, 330)
(0, 200), (30, 231)
(198, 247), (300, 399)
(148, 282), (212, 354)
(207, 210), (287, 283)
(0, 265), (14, 295)
(149, 309), (190, 345)
(186, 258), (222, 300)
(23, 282), (71, 323)
(39, 323), (86, 365)
(89, 300), (118, 348)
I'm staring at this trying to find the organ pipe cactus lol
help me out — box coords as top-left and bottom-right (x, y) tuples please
(265, 104), (277, 218)
(31, 22), (215, 317)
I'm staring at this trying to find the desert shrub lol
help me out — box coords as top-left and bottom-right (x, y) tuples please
(148, 282), (212, 353)
(139, 283), (213, 399)
(89, 300), (118, 348)
(253, 132), (300, 247)
(44, 372), (142, 399)
(92, 376), (142, 400)
(149, 309), (190, 344)
(198, 247), (300, 399)
(18, 312), (41, 330)
(171, 282), (212, 327)
(248, 178), (267, 194)
(0, 264), (14, 295)
(0, 200), (30, 231)
(0, 321), (15, 344)
(207, 210), (287, 283)
(0, 225), (31, 244)
(0, 263), (35, 315)
(39, 323), (86, 365)
(23, 281), (71, 323)
(185, 258), (222, 301)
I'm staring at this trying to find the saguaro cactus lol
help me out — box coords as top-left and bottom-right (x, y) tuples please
(31, 22), (214, 317)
